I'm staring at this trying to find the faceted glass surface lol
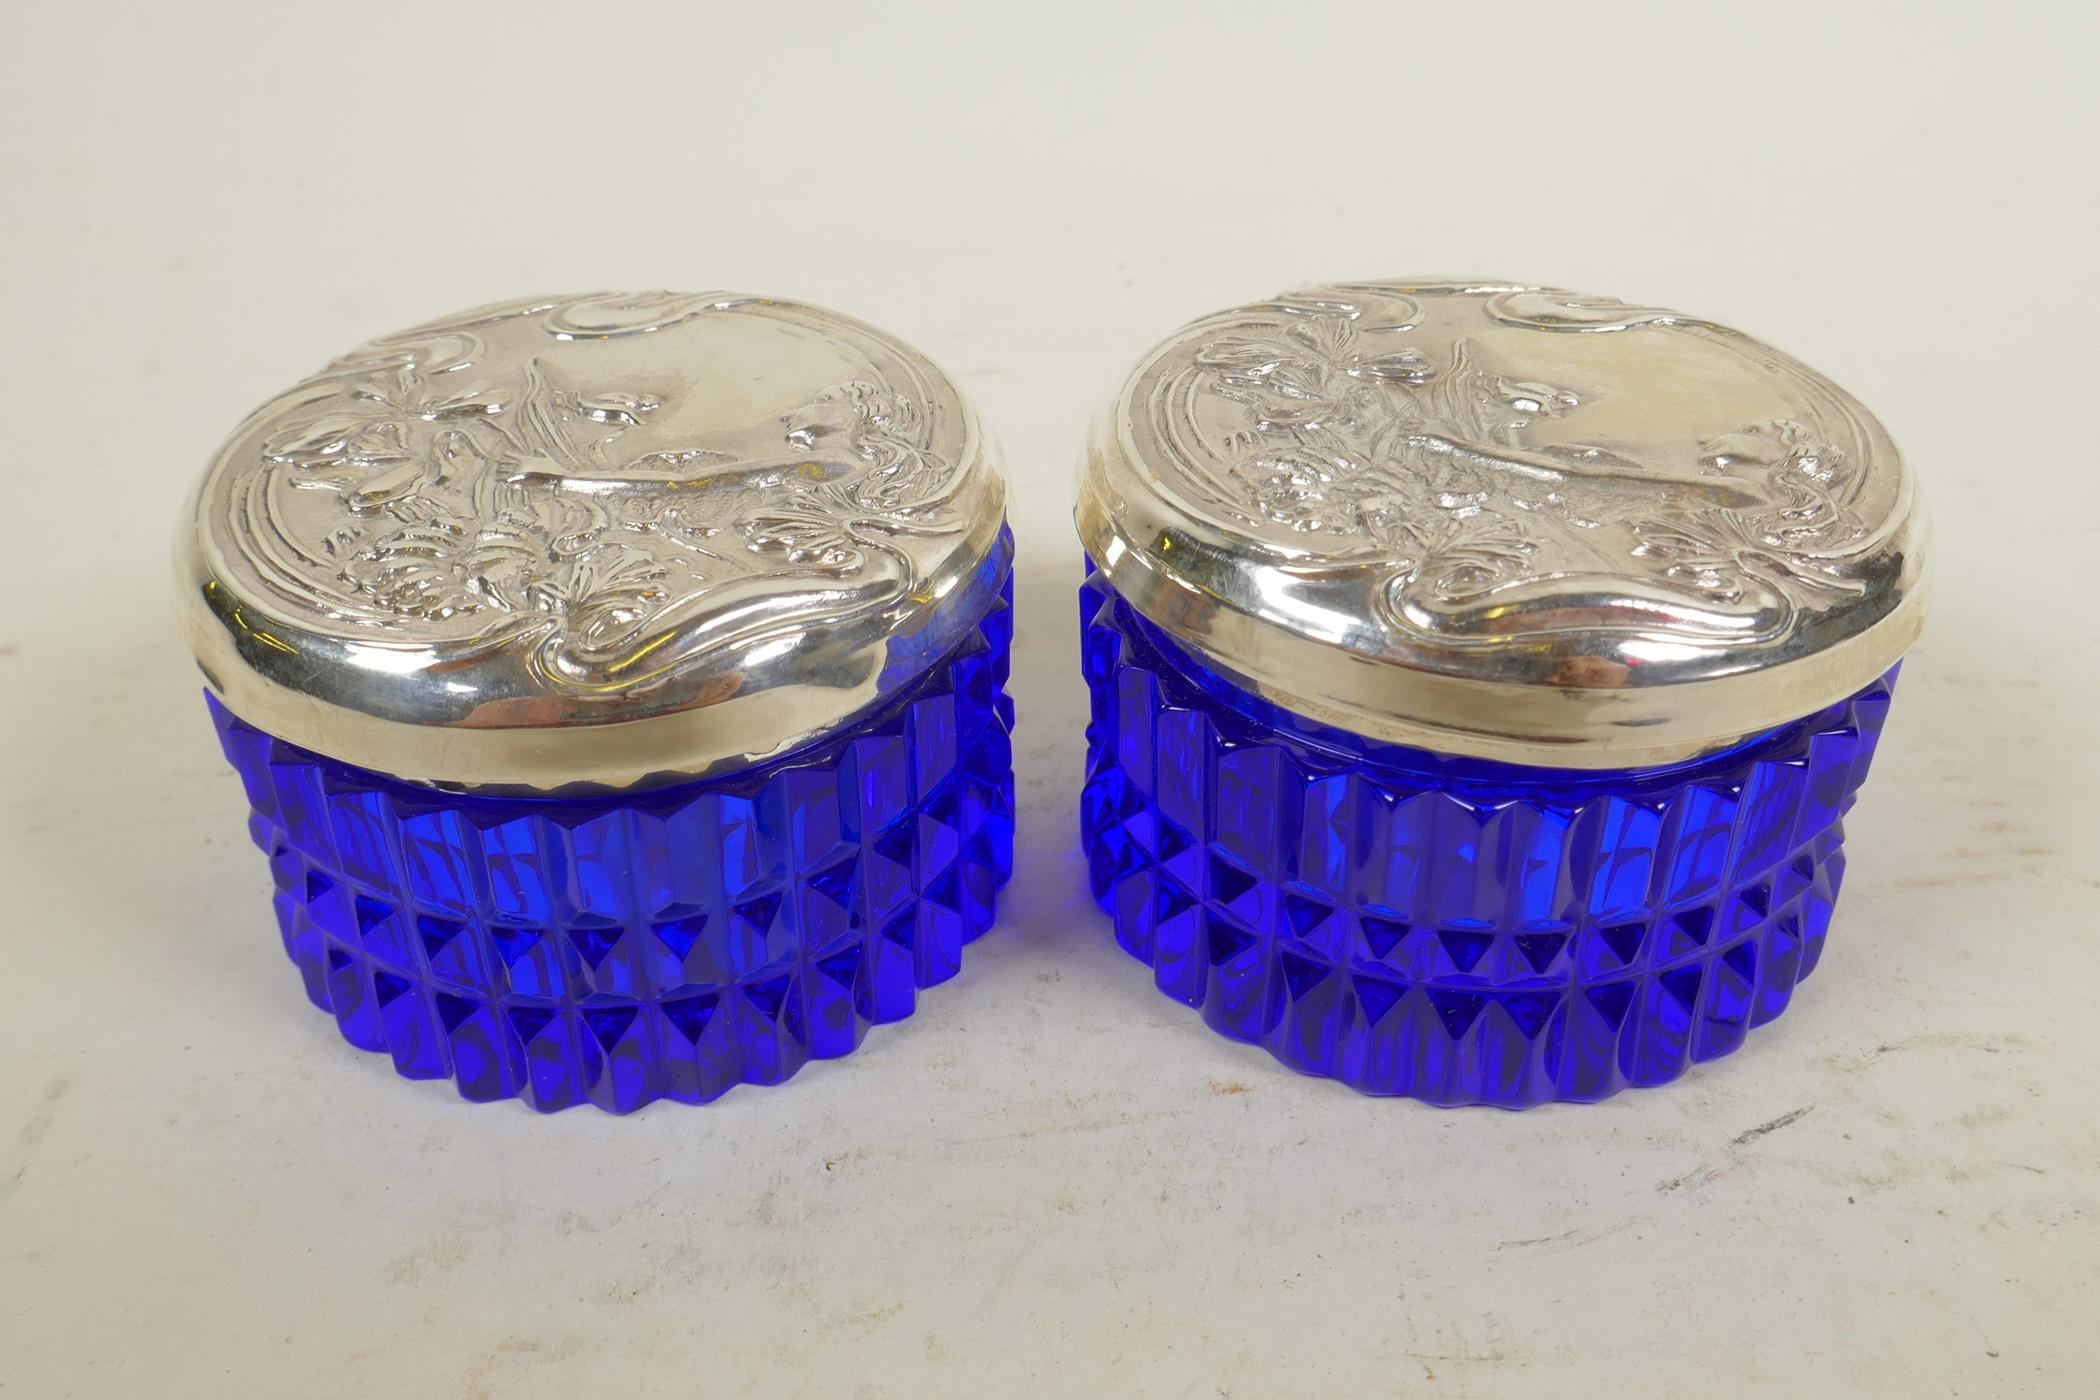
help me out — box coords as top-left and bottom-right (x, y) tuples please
(1079, 566), (1896, 1107)
(211, 571), (1014, 1113)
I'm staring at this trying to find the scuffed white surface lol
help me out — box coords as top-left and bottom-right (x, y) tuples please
(1, 4), (2095, 1396)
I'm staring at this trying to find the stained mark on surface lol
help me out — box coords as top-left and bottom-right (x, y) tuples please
(0, 1075), (72, 1211)
(459, 1335), (586, 1400)
(1731, 1105), (1815, 1146)
(829, 1301), (906, 1333)
(383, 1233), (470, 1285)
(1658, 1104), (1815, 1193)
(1492, 1216), (1643, 1253)
(1826, 1032), (2026, 1074)
(1496, 1230), (1577, 1249)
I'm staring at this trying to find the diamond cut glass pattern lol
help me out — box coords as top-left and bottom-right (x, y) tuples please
(1079, 567), (1895, 1107)
(211, 576), (1014, 1113)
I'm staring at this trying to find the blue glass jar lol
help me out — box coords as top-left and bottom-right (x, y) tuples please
(178, 292), (1015, 1111)
(1082, 566), (1895, 1106)
(1076, 280), (1926, 1106)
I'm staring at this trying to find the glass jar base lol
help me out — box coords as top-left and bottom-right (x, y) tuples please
(211, 578), (1015, 1113)
(1079, 567), (1894, 1108)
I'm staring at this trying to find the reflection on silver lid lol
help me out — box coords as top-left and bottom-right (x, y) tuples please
(178, 292), (1006, 791)
(1077, 279), (1925, 768)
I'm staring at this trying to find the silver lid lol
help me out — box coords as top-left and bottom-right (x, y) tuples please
(178, 292), (1006, 792)
(1077, 279), (1926, 768)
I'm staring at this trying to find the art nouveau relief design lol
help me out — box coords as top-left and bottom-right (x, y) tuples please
(1128, 282), (1899, 651)
(205, 293), (979, 690)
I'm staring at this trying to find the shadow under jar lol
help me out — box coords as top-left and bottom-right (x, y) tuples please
(1076, 279), (1926, 1107)
(176, 292), (1015, 1112)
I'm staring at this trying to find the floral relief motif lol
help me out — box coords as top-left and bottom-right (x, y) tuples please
(1628, 420), (1868, 605)
(1192, 301), (1871, 617)
(250, 309), (965, 671)
(262, 362), (507, 512)
(741, 382), (967, 573)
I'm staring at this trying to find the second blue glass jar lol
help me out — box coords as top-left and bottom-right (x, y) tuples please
(1075, 278), (1927, 1107)
(177, 291), (1015, 1112)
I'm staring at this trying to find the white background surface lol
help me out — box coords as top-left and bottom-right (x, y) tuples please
(3, 3), (2096, 1396)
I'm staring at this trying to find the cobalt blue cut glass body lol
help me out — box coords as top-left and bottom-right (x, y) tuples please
(1079, 567), (1897, 1108)
(210, 579), (1014, 1114)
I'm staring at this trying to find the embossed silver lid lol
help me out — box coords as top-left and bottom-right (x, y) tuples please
(178, 292), (1007, 791)
(1077, 279), (1926, 768)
